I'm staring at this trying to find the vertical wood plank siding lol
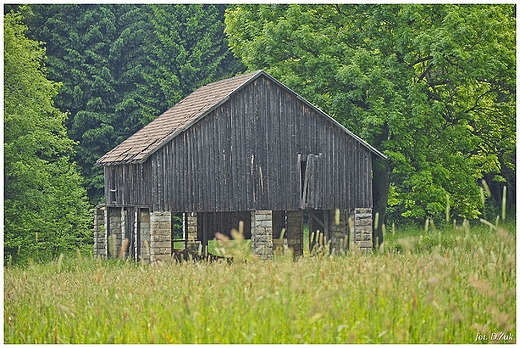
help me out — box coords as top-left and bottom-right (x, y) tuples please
(106, 75), (373, 212)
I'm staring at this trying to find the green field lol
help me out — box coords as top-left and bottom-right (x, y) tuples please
(4, 220), (516, 343)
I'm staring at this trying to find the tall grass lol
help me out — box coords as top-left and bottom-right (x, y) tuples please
(4, 220), (516, 343)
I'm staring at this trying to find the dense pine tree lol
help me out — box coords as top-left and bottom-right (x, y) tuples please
(22, 4), (244, 202)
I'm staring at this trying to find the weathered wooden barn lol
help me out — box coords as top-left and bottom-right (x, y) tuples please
(94, 70), (385, 261)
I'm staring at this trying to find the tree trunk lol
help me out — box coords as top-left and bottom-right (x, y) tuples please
(371, 122), (391, 248)
(372, 156), (391, 247)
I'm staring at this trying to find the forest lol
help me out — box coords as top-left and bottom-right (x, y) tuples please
(4, 4), (516, 264)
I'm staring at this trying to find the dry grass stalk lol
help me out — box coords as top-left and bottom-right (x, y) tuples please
(119, 238), (129, 259)
(501, 186), (507, 221)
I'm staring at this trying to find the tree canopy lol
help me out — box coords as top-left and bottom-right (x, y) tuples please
(225, 4), (516, 232)
(4, 10), (91, 263)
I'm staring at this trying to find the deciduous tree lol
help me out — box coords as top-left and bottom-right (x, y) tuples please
(4, 10), (91, 263)
(225, 4), (515, 237)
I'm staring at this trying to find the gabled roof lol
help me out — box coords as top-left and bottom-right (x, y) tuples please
(96, 70), (385, 166)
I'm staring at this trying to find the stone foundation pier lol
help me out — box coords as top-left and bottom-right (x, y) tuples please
(352, 207), (373, 251)
(149, 211), (172, 263)
(251, 210), (273, 259)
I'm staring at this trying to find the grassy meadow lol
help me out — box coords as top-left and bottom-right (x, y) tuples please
(4, 219), (516, 343)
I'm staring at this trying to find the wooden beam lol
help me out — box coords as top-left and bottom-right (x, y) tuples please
(202, 212), (208, 257)
(324, 210), (330, 244)
(307, 209), (325, 230)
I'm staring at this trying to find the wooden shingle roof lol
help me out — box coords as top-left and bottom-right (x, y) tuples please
(96, 70), (385, 166)
(96, 71), (261, 165)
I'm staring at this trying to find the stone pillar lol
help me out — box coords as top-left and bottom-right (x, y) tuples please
(185, 212), (199, 252)
(93, 206), (107, 258)
(251, 210), (273, 259)
(150, 211), (172, 263)
(286, 210), (303, 257)
(120, 208), (127, 253)
(329, 209), (348, 255)
(138, 209), (151, 262)
(107, 207), (123, 258)
(353, 208), (373, 252)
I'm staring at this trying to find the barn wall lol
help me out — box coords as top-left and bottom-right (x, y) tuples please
(107, 75), (373, 212)
(104, 162), (152, 207)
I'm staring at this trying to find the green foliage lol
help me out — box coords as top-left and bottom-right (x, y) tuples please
(172, 213), (183, 240)
(225, 4), (515, 223)
(4, 221), (515, 343)
(21, 4), (244, 203)
(142, 5), (237, 113)
(4, 10), (92, 264)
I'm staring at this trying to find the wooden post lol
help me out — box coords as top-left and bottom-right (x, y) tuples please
(324, 210), (330, 247)
(286, 210), (303, 258)
(202, 212), (208, 257)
